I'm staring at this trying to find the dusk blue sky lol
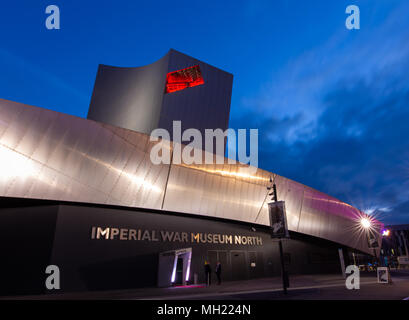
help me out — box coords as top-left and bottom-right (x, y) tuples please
(1, 1), (408, 224)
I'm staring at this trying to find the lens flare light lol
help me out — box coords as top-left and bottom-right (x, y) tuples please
(360, 217), (372, 229)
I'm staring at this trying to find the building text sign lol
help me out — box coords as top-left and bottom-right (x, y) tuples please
(268, 201), (289, 238)
(91, 226), (263, 246)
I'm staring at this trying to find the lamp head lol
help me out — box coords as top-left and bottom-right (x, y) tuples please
(360, 217), (371, 229)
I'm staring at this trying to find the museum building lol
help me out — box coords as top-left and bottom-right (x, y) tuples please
(0, 50), (381, 296)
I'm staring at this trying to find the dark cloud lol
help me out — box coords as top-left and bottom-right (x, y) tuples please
(385, 201), (409, 225)
(230, 65), (409, 225)
(231, 0), (409, 225)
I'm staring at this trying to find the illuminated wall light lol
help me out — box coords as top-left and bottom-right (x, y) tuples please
(360, 217), (371, 229)
(185, 251), (192, 282)
(120, 171), (162, 193)
(206, 169), (264, 181)
(182, 165), (267, 182)
(171, 255), (178, 283)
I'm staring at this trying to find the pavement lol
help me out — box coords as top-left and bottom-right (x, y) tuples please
(2, 270), (409, 300)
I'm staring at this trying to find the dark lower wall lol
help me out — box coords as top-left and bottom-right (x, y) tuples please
(0, 200), (351, 296)
(0, 205), (58, 296)
(49, 204), (344, 293)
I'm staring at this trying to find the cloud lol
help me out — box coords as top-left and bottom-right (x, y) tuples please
(239, 1), (409, 141)
(384, 201), (409, 225)
(231, 1), (409, 224)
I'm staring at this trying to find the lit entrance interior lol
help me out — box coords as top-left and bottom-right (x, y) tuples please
(157, 248), (192, 287)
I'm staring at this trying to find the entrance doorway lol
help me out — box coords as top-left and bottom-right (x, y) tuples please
(231, 251), (247, 280)
(207, 250), (230, 281)
(157, 248), (192, 287)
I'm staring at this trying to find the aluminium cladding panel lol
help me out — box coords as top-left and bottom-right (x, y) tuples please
(162, 145), (270, 224)
(296, 184), (374, 255)
(159, 49), (233, 141)
(0, 99), (377, 254)
(87, 53), (170, 135)
(297, 188), (331, 239)
(273, 175), (305, 231)
(0, 99), (169, 210)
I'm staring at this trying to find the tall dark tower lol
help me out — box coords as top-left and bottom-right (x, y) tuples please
(87, 49), (233, 153)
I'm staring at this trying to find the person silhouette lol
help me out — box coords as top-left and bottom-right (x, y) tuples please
(204, 261), (212, 286)
(215, 261), (222, 285)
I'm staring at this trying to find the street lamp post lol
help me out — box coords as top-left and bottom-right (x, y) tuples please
(267, 177), (290, 294)
(360, 216), (380, 267)
(381, 229), (391, 267)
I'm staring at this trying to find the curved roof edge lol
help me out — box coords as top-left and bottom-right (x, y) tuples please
(0, 98), (382, 254)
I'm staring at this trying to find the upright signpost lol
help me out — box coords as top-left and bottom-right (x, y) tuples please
(267, 178), (290, 294)
(367, 228), (380, 266)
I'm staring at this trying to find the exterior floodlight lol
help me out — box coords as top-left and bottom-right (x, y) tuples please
(382, 229), (390, 237)
(360, 217), (371, 229)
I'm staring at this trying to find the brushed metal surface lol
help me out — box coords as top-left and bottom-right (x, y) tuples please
(88, 49), (233, 155)
(0, 98), (381, 254)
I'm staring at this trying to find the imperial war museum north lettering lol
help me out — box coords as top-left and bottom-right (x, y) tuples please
(90, 226), (263, 246)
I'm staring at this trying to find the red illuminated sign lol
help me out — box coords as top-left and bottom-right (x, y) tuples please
(165, 65), (204, 93)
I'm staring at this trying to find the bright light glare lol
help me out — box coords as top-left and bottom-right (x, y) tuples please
(382, 229), (390, 237)
(360, 217), (371, 229)
(185, 252), (192, 282)
(171, 255), (178, 283)
(0, 145), (33, 180)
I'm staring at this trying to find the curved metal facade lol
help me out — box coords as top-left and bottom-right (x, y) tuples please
(88, 54), (169, 135)
(0, 98), (380, 255)
(88, 49), (233, 153)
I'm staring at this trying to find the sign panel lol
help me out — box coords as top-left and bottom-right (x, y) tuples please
(268, 201), (289, 239)
(377, 267), (391, 284)
(397, 256), (409, 266)
(367, 231), (379, 248)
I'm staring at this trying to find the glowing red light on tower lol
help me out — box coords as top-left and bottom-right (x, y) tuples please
(165, 65), (204, 93)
